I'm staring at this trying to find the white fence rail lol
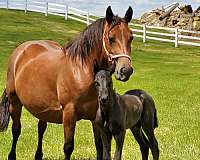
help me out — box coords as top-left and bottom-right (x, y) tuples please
(0, 0), (200, 47)
(0, 0), (96, 25)
(130, 23), (200, 47)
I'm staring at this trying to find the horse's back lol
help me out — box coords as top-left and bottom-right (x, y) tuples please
(7, 40), (63, 92)
(125, 89), (156, 109)
(6, 40), (64, 123)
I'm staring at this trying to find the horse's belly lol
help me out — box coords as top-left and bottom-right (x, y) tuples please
(25, 105), (63, 123)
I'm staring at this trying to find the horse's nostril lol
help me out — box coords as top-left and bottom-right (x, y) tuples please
(101, 97), (108, 104)
(120, 67), (126, 74)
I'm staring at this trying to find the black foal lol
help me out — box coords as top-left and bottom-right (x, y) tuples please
(92, 70), (159, 160)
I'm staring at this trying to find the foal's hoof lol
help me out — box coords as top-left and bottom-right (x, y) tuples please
(8, 153), (16, 160)
(35, 152), (43, 160)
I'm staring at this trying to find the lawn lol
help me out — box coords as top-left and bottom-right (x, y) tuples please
(0, 9), (200, 160)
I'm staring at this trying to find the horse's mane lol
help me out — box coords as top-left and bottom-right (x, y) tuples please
(64, 16), (122, 62)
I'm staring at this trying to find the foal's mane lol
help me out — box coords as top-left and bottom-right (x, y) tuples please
(64, 16), (122, 62)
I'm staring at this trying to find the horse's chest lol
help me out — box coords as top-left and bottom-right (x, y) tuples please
(75, 91), (99, 120)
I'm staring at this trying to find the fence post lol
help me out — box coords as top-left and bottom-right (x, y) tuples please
(143, 24), (146, 43)
(45, 1), (48, 16)
(25, 0), (27, 13)
(87, 12), (90, 26)
(65, 5), (68, 20)
(6, 0), (8, 9)
(175, 27), (178, 47)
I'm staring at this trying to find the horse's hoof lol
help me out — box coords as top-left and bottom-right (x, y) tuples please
(8, 153), (16, 160)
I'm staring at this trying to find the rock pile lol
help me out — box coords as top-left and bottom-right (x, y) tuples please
(140, 3), (200, 31)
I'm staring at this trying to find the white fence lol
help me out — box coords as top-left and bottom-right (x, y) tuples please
(0, 0), (200, 47)
(0, 0), (96, 25)
(130, 23), (200, 47)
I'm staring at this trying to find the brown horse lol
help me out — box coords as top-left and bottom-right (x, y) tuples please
(0, 6), (133, 160)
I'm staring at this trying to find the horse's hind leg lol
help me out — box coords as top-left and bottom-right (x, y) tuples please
(35, 120), (47, 160)
(142, 126), (159, 160)
(8, 95), (22, 160)
(130, 123), (149, 160)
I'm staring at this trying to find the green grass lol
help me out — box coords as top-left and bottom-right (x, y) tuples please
(0, 9), (200, 160)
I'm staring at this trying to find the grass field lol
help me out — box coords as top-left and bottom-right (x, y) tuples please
(0, 9), (200, 160)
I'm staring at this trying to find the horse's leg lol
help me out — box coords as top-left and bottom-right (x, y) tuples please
(92, 122), (103, 160)
(101, 130), (112, 160)
(130, 123), (149, 160)
(63, 105), (76, 160)
(113, 131), (125, 160)
(142, 126), (159, 160)
(35, 120), (47, 160)
(8, 100), (22, 160)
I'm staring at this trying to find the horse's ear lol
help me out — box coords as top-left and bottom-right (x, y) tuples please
(109, 63), (116, 75)
(124, 6), (133, 23)
(106, 6), (114, 25)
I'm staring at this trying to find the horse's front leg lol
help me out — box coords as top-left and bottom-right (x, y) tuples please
(63, 104), (76, 160)
(35, 120), (47, 160)
(92, 122), (103, 160)
(101, 128), (112, 160)
(113, 131), (125, 160)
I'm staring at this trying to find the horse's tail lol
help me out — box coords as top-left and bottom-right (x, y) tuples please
(154, 109), (158, 129)
(139, 93), (158, 129)
(0, 89), (10, 132)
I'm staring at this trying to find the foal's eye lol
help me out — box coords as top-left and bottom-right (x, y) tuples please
(94, 81), (99, 87)
(109, 36), (115, 44)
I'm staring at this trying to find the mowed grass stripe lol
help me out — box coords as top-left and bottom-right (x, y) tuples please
(0, 9), (200, 159)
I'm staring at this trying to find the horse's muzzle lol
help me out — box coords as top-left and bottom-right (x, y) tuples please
(114, 66), (133, 82)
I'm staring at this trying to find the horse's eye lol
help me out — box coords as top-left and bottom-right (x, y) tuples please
(109, 36), (115, 44)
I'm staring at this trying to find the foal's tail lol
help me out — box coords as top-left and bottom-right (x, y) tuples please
(0, 89), (10, 132)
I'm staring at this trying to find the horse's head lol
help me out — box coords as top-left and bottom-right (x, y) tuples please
(94, 70), (113, 105)
(103, 6), (133, 82)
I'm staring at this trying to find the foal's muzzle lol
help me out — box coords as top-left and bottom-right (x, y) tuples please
(100, 96), (109, 104)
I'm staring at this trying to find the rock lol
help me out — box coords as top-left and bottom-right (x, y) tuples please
(140, 2), (200, 31)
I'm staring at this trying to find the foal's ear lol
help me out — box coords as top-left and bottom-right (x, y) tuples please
(124, 6), (133, 23)
(106, 6), (114, 25)
(93, 60), (99, 76)
(109, 63), (116, 75)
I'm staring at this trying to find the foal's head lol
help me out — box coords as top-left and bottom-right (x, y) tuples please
(94, 70), (113, 105)
(103, 6), (134, 81)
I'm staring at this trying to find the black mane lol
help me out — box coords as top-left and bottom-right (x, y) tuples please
(64, 16), (122, 62)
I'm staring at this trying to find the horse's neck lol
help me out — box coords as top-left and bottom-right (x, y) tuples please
(104, 90), (119, 121)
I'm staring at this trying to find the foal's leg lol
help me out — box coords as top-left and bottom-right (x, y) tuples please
(142, 126), (159, 160)
(113, 131), (125, 160)
(130, 123), (149, 160)
(8, 102), (22, 160)
(63, 105), (76, 160)
(92, 122), (103, 160)
(101, 130), (112, 160)
(35, 120), (47, 160)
